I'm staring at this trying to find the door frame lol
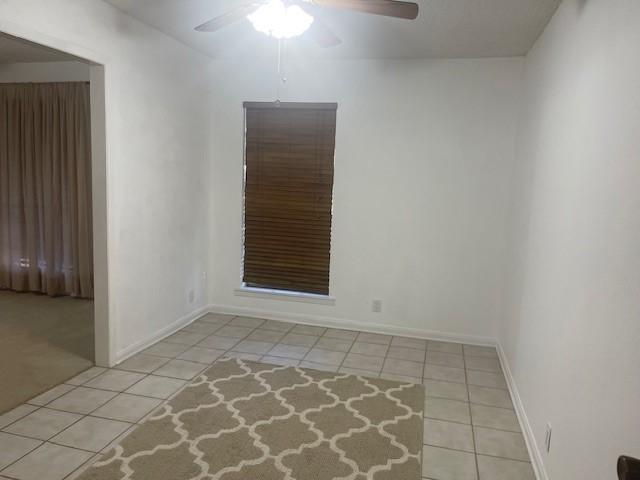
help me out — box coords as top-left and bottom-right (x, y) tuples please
(0, 19), (114, 366)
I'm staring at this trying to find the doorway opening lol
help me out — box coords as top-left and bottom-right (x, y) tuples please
(0, 32), (109, 413)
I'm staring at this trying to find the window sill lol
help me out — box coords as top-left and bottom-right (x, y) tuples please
(233, 286), (336, 306)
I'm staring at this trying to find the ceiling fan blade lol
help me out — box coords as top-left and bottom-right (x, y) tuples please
(308, 0), (418, 20)
(195, 3), (262, 32)
(308, 18), (342, 47)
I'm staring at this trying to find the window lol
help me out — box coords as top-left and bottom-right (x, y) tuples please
(242, 101), (337, 296)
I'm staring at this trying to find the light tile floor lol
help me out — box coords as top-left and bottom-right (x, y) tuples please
(0, 313), (535, 480)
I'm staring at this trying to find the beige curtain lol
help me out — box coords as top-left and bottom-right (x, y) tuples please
(0, 82), (93, 298)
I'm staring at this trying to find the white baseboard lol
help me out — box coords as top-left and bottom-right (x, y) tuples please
(207, 303), (496, 347)
(115, 305), (209, 364)
(496, 342), (549, 480)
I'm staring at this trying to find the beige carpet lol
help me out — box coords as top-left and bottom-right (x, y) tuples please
(80, 358), (424, 480)
(0, 290), (94, 413)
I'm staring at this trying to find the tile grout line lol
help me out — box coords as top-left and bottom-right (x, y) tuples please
(63, 452), (103, 480)
(357, 332), (390, 376)
(421, 341), (432, 479)
(330, 331), (358, 374)
(24, 384), (80, 410)
(2, 404), (84, 442)
(341, 336), (380, 376)
(373, 333), (396, 377)
(380, 342), (390, 379)
(298, 328), (329, 367)
(34, 384), (164, 422)
(0, 409), (89, 475)
(421, 443), (537, 463)
(464, 348), (482, 480)
(422, 413), (521, 433)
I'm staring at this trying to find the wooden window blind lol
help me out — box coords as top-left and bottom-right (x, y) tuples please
(242, 101), (337, 295)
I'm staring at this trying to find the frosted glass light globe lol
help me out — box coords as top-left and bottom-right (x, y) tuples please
(248, 0), (314, 39)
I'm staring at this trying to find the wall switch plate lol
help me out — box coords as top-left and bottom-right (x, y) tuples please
(544, 423), (552, 453)
(372, 299), (382, 313)
(188, 289), (195, 303)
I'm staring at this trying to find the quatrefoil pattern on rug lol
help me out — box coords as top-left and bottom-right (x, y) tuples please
(78, 357), (424, 480)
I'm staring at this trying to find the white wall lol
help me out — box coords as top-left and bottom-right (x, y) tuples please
(501, 0), (640, 478)
(0, 61), (89, 82)
(0, 0), (212, 363)
(208, 57), (523, 341)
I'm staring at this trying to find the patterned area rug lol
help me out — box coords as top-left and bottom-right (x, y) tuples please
(79, 358), (424, 480)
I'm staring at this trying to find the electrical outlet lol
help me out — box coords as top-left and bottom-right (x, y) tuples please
(544, 423), (552, 453)
(372, 299), (382, 313)
(188, 289), (195, 303)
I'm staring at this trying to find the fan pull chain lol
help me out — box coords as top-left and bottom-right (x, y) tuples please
(276, 38), (287, 103)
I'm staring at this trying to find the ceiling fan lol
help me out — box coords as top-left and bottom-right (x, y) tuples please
(194, 0), (419, 48)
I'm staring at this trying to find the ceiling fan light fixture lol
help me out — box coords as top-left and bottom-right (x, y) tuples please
(248, 0), (314, 39)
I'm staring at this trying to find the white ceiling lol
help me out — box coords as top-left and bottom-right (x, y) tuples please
(0, 34), (81, 64)
(105, 0), (561, 59)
